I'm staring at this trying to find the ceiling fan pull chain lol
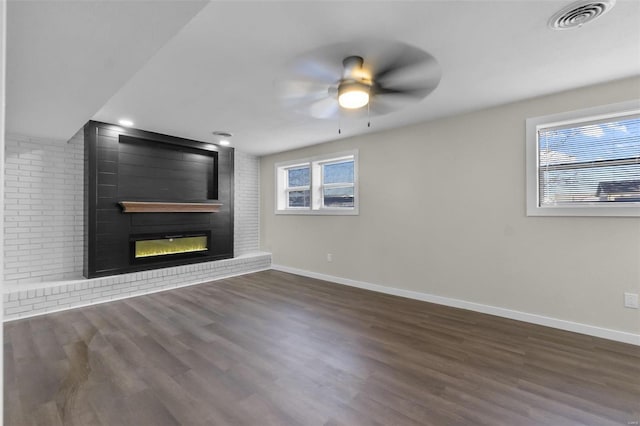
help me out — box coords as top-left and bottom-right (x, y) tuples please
(338, 116), (342, 134)
(367, 102), (371, 128)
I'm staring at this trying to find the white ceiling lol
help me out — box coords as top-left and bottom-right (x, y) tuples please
(6, 0), (640, 155)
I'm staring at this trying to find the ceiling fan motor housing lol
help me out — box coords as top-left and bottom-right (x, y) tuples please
(337, 56), (372, 109)
(342, 56), (365, 77)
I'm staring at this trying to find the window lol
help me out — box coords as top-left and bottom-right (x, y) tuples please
(526, 100), (640, 217)
(321, 159), (355, 208)
(276, 151), (358, 215)
(285, 165), (310, 208)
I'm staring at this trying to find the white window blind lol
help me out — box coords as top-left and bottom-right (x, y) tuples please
(537, 112), (640, 208)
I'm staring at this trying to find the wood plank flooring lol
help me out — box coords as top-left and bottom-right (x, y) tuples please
(4, 270), (640, 425)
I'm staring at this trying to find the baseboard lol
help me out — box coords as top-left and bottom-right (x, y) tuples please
(271, 264), (640, 346)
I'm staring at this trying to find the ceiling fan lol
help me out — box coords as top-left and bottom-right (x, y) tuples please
(278, 40), (442, 121)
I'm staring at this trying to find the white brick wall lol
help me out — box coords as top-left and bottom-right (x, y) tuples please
(234, 150), (260, 255)
(4, 131), (84, 286)
(4, 131), (266, 318)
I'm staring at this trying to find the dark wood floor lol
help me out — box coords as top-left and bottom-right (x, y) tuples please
(4, 270), (640, 426)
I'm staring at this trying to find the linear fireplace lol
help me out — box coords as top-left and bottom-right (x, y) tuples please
(130, 231), (211, 264)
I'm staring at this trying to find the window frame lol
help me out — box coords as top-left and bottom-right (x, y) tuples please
(526, 100), (640, 217)
(275, 150), (359, 215)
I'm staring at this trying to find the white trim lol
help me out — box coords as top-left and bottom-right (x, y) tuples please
(525, 99), (640, 217)
(1, 1), (6, 417)
(271, 264), (640, 346)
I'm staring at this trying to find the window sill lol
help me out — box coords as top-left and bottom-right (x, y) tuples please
(275, 208), (359, 216)
(527, 204), (640, 217)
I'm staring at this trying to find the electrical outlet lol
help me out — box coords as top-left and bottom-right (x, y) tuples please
(327, 253), (333, 262)
(624, 292), (639, 309)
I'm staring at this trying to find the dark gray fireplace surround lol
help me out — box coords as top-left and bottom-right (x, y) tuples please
(84, 121), (234, 278)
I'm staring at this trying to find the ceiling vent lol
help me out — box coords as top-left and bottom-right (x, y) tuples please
(548, 0), (616, 30)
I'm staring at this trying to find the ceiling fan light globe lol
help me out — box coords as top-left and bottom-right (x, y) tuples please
(338, 82), (370, 109)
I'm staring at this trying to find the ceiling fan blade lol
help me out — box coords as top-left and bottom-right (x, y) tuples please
(279, 90), (338, 119)
(285, 45), (355, 85)
(372, 57), (441, 108)
(369, 82), (440, 116)
(289, 60), (340, 85)
(307, 97), (340, 119)
(278, 79), (330, 102)
(368, 95), (413, 116)
(373, 49), (441, 91)
(373, 48), (426, 81)
(277, 46), (343, 118)
(374, 86), (431, 98)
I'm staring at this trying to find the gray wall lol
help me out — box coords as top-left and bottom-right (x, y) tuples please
(260, 76), (640, 335)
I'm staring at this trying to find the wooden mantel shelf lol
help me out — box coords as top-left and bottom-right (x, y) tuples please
(119, 201), (222, 213)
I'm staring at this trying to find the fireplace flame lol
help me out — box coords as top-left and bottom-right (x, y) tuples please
(135, 236), (208, 258)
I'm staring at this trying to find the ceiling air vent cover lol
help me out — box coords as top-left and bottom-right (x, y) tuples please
(548, 0), (616, 30)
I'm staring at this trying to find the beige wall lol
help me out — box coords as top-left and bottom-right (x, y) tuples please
(260, 76), (640, 335)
